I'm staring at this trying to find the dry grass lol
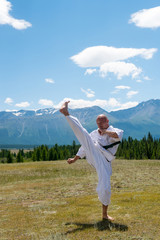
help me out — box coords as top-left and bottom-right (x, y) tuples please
(0, 159), (160, 240)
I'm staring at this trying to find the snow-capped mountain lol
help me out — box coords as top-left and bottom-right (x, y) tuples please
(0, 99), (160, 145)
(3, 108), (58, 117)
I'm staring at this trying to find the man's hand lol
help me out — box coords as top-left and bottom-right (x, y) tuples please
(67, 155), (80, 164)
(99, 129), (119, 138)
(67, 158), (76, 164)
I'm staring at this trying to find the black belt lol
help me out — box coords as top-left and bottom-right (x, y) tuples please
(102, 141), (121, 162)
(103, 141), (121, 150)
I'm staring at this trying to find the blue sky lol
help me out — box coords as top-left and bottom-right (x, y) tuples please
(0, 0), (160, 112)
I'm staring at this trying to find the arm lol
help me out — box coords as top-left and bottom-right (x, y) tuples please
(100, 129), (119, 138)
(67, 146), (86, 164)
(67, 155), (80, 164)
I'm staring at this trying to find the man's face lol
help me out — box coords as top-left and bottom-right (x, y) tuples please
(96, 115), (109, 130)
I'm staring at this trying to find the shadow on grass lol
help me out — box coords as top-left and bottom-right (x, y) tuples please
(65, 219), (128, 234)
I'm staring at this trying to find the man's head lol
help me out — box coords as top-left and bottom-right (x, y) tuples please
(96, 114), (109, 130)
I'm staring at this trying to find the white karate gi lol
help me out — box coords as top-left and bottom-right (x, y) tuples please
(66, 115), (123, 206)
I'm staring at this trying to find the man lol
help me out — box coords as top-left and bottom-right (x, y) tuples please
(60, 101), (123, 221)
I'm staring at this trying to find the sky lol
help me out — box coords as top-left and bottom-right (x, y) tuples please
(0, 0), (160, 112)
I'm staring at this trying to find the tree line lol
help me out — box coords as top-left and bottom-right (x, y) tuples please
(1, 133), (160, 163)
(0, 141), (80, 164)
(116, 132), (160, 159)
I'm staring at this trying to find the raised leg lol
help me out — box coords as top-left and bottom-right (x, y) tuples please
(59, 101), (112, 208)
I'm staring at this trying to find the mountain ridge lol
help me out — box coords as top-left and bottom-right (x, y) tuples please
(0, 99), (160, 145)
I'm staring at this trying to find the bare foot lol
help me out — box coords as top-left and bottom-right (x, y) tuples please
(59, 101), (70, 116)
(103, 215), (114, 221)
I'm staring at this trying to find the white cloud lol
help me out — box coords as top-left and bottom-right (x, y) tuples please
(115, 85), (131, 90)
(54, 97), (139, 112)
(71, 46), (157, 80)
(15, 101), (30, 108)
(45, 78), (55, 84)
(5, 109), (18, 112)
(107, 98), (121, 107)
(136, 79), (142, 83)
(70, 46), (157, 68)
(144, 76), (151, 80)
(54, 98), (107, 109)
(0, 0), (32, 30)
(81, 88), (95, 98)
(129, 6), (160, 29)
(4, 97), (13, 105)
(112, 101), (139, 111)
(84, 68), (97, 75)
(112, 85), (131, 94)
(100, 61), (142, 79)
(127, 91), (138, 99)
(38, 99), (54, 107)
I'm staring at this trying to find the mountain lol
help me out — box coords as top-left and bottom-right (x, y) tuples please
(110, 99), (160, 139)
(0, 99), (160, 145)
(110, 99), (160, 122)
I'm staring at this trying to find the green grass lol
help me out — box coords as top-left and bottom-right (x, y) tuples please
(0, 159), (160, 240)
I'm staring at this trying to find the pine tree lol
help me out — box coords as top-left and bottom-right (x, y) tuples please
(72, 140), (76, 155)
(59, 150), (64, 160)
(42, 147), (48, 161)
(53, 149), (58, 160)
(7, 151), (13, 163)
(36, 148), (41, 161)
(17, 151), (24, 163)
(49, 148), (54, 161)
(32, 151), (37, 161)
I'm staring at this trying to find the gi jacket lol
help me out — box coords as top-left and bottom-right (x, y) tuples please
(77, 126), (123, 162)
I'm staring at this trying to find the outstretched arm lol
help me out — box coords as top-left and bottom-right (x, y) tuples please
(67, 146), (86, 164)
(67, 155), (80, 164)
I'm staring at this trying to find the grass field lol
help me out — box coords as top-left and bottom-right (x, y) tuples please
(0, 159), (160, 240)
